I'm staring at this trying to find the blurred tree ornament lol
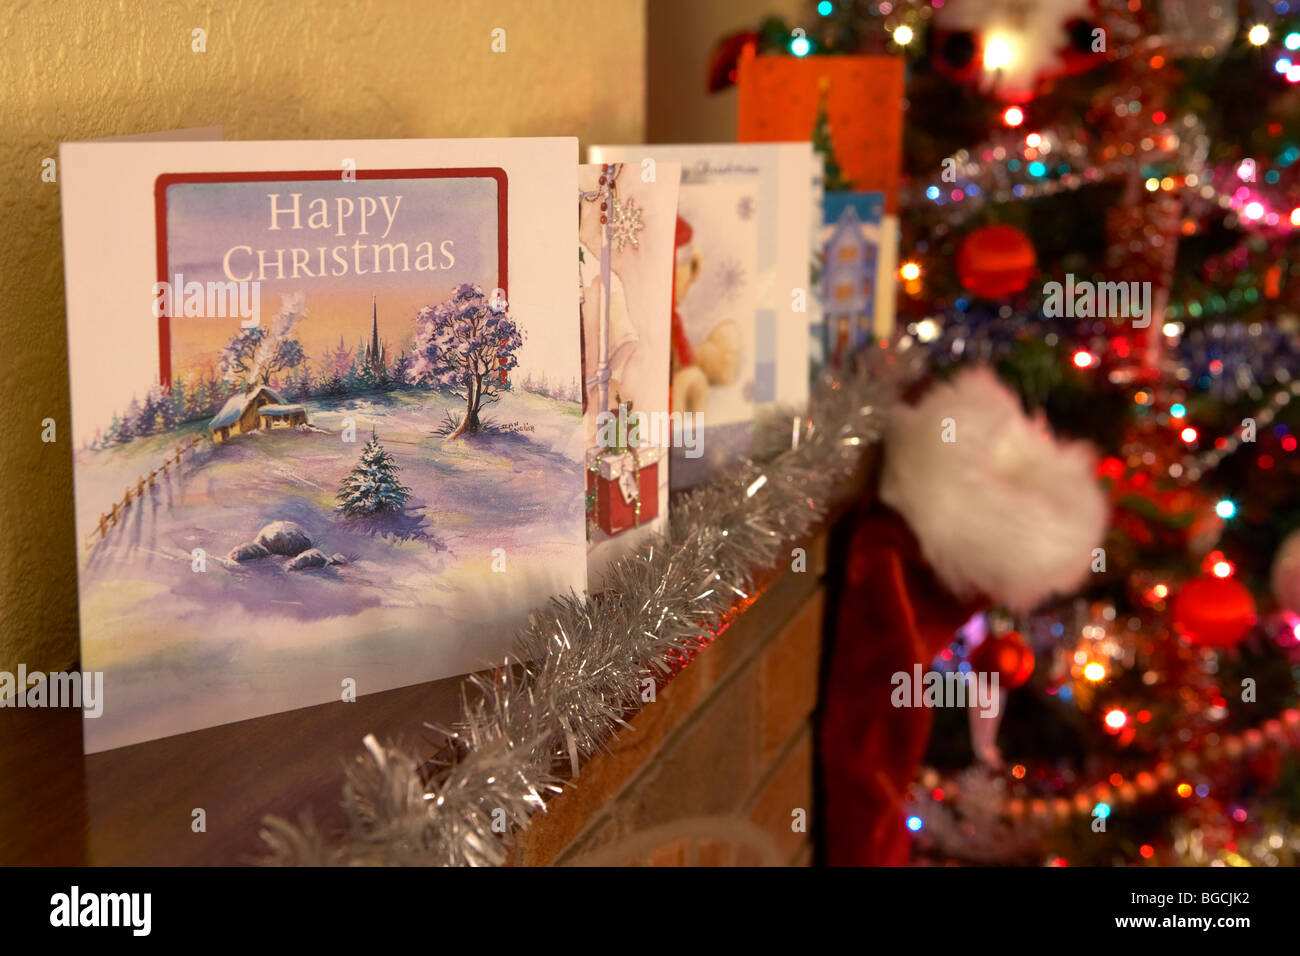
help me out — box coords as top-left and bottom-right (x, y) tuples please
(956, 224), (1038, 297)
(1157, 0), (1237, 58)
(706, 29), (760, 92)
(971, 630), (1036, 688)
(934, 29), (979, 82)
(1172, 575), (1258, 648)
(930, 0), (1104, 102)
(967, 628), (1033, 770)
(1270, 528), (1300, 615)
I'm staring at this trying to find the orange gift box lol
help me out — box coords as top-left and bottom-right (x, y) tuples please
(737, 55), (905, 214)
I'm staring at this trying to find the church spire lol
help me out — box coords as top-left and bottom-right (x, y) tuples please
(369, 294), (381, 376)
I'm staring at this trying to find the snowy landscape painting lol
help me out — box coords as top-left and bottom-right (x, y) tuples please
(59, 145), (584, 753)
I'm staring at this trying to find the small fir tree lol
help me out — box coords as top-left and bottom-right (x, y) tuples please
(336, 430), (411, 517)
(812, 75), (850, 192)
(117, 396), (140, 443)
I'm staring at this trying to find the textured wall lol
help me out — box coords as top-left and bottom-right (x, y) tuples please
(647, 0), (806, 143)
(0, 0), (645, 676)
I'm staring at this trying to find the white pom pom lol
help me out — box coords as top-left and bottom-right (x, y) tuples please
(879, 366), (1108, 612)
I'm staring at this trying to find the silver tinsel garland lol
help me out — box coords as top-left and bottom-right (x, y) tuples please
(259, 351), (915, 866)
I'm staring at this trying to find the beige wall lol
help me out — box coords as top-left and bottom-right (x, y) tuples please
(647, 0), (807, 143)
(0, 0), (645, 676)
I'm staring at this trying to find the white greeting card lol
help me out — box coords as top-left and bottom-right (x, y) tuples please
(579, 162), (680, 582)
(672, 181), (760, 427)
(59, 137), (585, 752)
(589, 142), (813, 411)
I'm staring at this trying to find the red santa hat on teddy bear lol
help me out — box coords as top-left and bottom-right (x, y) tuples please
(671, 216), (695, 368)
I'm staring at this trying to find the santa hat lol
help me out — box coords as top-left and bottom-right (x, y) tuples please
(675, 216), (694, 268)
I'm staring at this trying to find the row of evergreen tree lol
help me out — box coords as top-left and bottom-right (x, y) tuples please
(90, 338), (576, 452)
(517, 369), (582, 404)
(89, 338), (423, 450)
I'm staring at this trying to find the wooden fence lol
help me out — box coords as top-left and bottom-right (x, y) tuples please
(83, 435), (204, 551)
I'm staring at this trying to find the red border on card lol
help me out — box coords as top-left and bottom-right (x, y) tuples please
(154, 167), (509, 389)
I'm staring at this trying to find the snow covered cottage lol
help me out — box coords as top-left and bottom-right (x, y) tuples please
(208, 385), (307, 442)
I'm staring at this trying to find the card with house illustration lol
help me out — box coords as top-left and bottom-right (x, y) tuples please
(815, 191), (888, 368)
(579, 161), (680, 582)
(58, 137), (585, 753)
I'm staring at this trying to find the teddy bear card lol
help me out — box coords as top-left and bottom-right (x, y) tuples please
(588, 142), (811, 487)
(670, 180), (760, 454)
(59, 137), (586, 752)
(579, 161), (680, 582)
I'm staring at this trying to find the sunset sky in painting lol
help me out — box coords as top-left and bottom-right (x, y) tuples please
(163, 174), (501, 381)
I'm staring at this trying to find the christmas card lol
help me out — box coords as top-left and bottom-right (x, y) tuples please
(588, 143), (810, 487)
(58, 137), (586, 752)
(816, 191), (893, 367)
(579, 162), (680, 581)
(737, 55), (905, 214)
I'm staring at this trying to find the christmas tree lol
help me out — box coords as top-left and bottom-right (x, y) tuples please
(727, 0), (1300, 866)
(812, 75), (850, 192)
(336, 431), (411, 518)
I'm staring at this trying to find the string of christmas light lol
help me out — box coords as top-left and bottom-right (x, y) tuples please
(1183, 379), (1300, 476)
(909, 708), (1300, 839)
(906, 116), (1211, 221)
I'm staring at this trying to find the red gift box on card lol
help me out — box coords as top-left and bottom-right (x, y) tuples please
(737, 54), (905, 213)
(586, 446), (661, 537)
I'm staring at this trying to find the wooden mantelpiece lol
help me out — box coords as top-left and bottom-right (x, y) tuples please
(513, 535), (829, 866)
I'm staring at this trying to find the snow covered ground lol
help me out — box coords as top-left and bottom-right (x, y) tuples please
(72, 387), (585, 752)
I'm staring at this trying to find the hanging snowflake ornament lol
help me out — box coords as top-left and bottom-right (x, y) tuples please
(608, 195), (643, 252)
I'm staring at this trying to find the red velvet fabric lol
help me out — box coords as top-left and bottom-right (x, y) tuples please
(819, 506), (985, 865)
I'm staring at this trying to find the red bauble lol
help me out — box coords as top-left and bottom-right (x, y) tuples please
(956, 224), (1037, 298)
(971, 631), (1035, 689)
(1172, 576), (1257, 648)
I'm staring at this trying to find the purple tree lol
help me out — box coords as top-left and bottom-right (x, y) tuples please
(219, 293), (307, 390)
(407, 284), (524, 439)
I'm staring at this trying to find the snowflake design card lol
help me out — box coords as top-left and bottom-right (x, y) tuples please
(58, 137), (585, 752)
(578, 162), (680, 583)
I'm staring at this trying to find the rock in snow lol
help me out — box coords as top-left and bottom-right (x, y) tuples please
(228, 541), (270, 562)
(255, 521), (313, 556)
(287, 548), (330, 571)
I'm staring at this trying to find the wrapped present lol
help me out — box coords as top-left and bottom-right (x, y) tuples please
(586, 444), (661, 537)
